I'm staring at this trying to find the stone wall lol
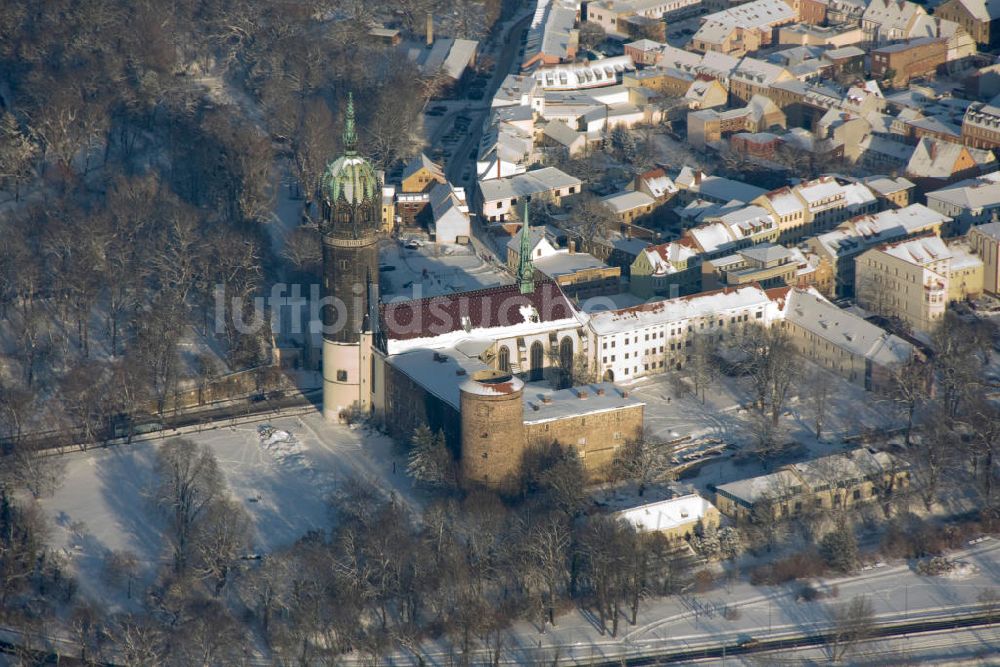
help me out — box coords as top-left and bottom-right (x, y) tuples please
(524, 403), (643, 479)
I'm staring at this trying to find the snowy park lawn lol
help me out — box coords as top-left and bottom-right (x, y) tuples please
(39, 411), (415, 608)
(629, 362), (901, 495)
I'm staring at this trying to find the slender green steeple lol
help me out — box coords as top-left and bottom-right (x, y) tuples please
(517, 202), (535, 295)
(343, 92), (357, 154)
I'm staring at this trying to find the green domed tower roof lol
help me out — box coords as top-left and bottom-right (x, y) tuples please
(320, 93), (381, 206)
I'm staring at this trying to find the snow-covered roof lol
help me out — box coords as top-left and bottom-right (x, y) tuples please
(443, 39), (478, 80)
(616, 494), (717, 533)
(386, 348), (643, 422)
(700, 0), (795, 29)
(947, 242), (983, 271)
(429, 183), (471, 233)
(783, 289), (914, 363)
(971, 221), (1000, 241)
(403, 153), (444, 183)
(641, 240), (699, 274)
(732, 57), (789, 86)
(761, 187), (805, 218)
(875, 234), (951, 266)
(949, 0), (1000, 21)
(522, 383), (645, 425)
(479, 167), (581, 202)
(739, 243), (791, 265)
(862, 176), (915, 197)
(862, 0), (926, 35)
(542, 119), (584, 148)
(533, 56), (636, 91)
(589, 285), (773, 336)
(692, 21), (737, 47)
(906, 137), (995, 179)
(719, 448), (906, 505)
(494, 74), (538, 107)
(926, 174), (1000, 211)
(603, 190), (656, 214)
(638, 168), (677, 199)
(689, 222), (736, 253)
(380, 280), (585, 352)
(534, 251), (610, 278)
(814, 204), (950, 259)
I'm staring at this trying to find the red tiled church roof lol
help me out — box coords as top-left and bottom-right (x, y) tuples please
(380, 280), (577, 341)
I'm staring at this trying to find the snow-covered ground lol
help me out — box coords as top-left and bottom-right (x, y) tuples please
(39, 412), (417, 609)
(377, 538), (1000, 665)
(628, 363), (900, 495)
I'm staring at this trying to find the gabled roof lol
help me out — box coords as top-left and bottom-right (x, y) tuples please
(906, 137), (977, 179)
(783, 289), (914, 362)
(641, 240), (699, 274)
(638, 167), (678, 198)
(541, 119), (584, 148)
(602, 190), (656, 214)
(403, 153), (444, 182)
(589, 284), (774, 335)
(947, 0), (1000, 22)
(739, 242), (791, 264)
(617, 494), (717, 533)
(380, 280), (579, 342)
(926, 173), (1000, 209)
(873, 233), (951, 266)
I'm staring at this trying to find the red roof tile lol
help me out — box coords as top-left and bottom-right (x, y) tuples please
(380, 280), (577, 341)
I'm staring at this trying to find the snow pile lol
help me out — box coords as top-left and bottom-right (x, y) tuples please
(942, 561), (979, 580)
(261, 429), (293, 447)
(916, 556), (978, 578)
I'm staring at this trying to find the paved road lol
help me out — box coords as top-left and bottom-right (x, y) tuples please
(444, 11), (532, 187)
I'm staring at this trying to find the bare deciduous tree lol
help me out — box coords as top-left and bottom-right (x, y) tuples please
(613, 427), (674, 497)
(827, 595), (874, 662)
(154, 439), (225, 573)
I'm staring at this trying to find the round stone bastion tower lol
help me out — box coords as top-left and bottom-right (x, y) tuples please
(460, 370), (526, 488)
(318, 93), (381, 420)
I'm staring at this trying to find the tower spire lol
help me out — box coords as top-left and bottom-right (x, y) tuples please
(344, 92), (357, 154)
(517, 202), (535, 295)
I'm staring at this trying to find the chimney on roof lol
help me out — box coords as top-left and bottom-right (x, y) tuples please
(595, 387), (605, 396)
(426, 13), (434, 46)
(578, 390), (589, 399)
(694, 170), (703, 185)
(542, 396), (553, 404)
(568, 240), (576, 254)
(621, 389), (630, 398)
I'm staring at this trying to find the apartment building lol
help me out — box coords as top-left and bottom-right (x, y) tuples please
(961, 99), (1000, 150)
(477, 167), (581, 222)
(925, 172), (1000, 235)
(968, 222), (1000, 295)
(871, 38), (947, 88)
(777, 288), (917, 390)
(702, 243), (833, 292)
(690, 0), (797, 55)
(588, 285), (782, 383)
(629, 240), (703, 298)
(935, 0), (1000, 47)
(752, 177), (878, 243)
(807, 204), (950, 297)
(855, 234), (953, 331)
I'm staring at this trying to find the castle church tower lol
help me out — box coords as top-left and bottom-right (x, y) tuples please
(319, 94), (381, 420)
